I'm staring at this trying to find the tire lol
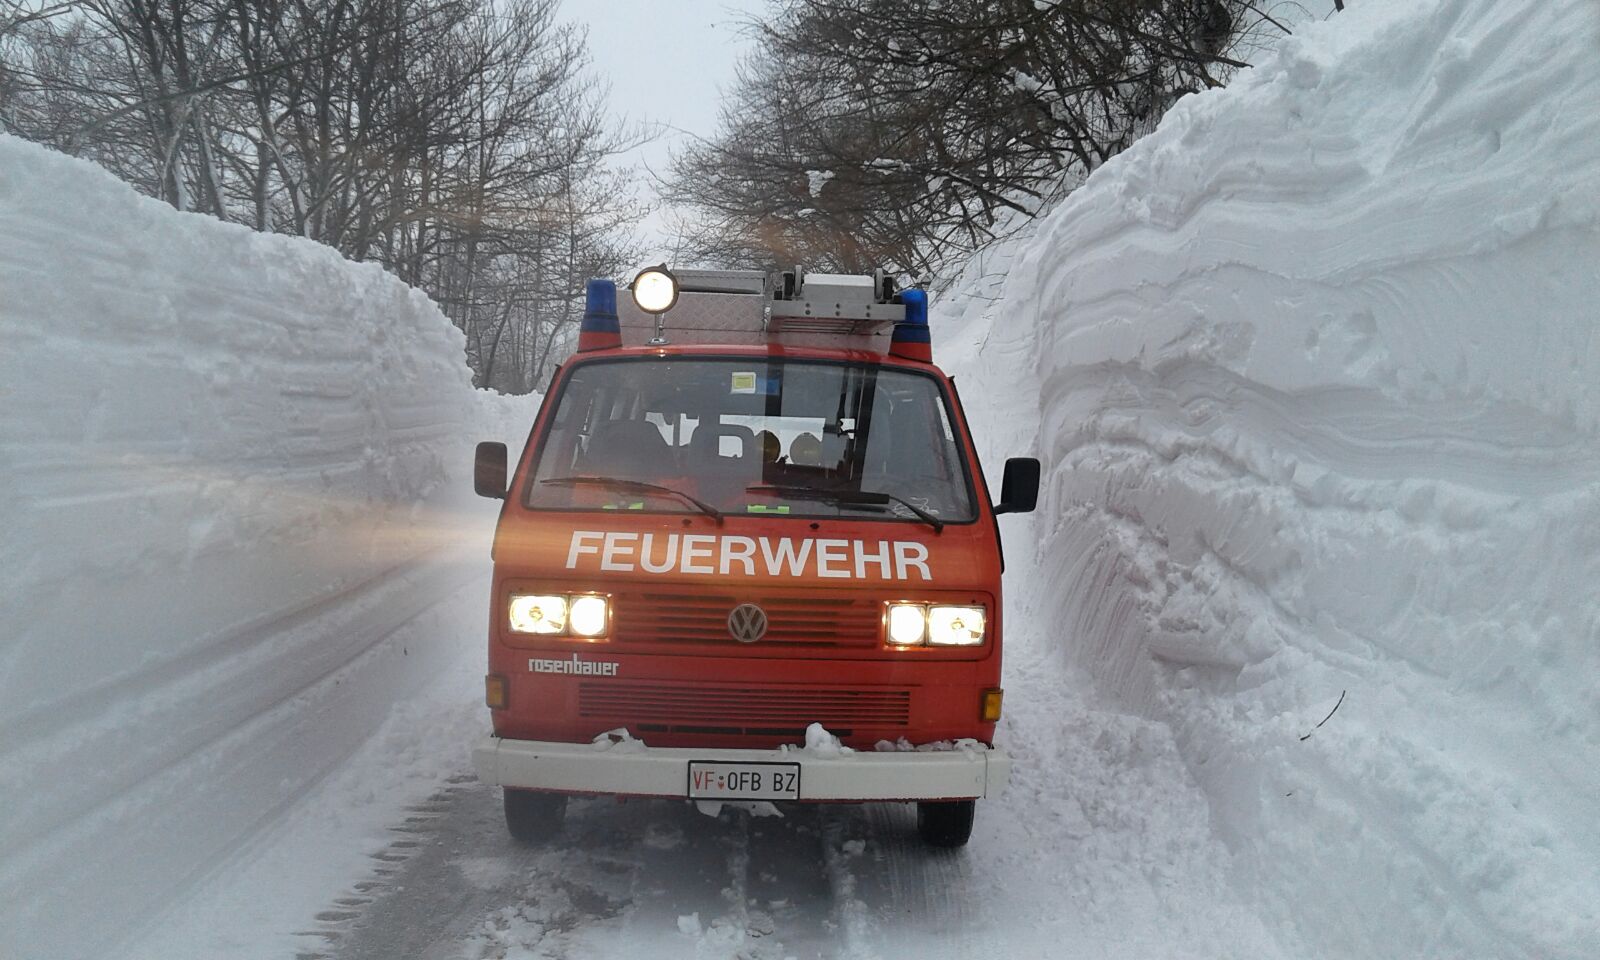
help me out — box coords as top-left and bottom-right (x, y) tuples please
(503, 788), (566, 844)
(916, 799), (976, 848)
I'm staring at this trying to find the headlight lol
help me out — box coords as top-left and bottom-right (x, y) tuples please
(886, 603), (928, 645)
(509, 593), (612, 638)
(509, 594), (567, 634)
(885, 602), (986, 647)
(927, 605), (985, 646)
(568, 595), (610, 638)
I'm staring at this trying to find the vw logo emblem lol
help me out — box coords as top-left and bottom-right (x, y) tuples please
(727, 603), (768, 643)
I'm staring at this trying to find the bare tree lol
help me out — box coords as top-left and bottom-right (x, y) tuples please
(669, 0), (1287, 277)
(1, 0), (645, 393)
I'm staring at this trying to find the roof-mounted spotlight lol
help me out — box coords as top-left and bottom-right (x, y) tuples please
(631, 265), (679, 314)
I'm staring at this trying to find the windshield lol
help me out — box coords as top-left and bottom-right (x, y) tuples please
(525, 358), (976, 523)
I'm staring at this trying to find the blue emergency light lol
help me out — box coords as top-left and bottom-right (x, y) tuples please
(577, 279), (621, 352)
(889, 287), (932, 361)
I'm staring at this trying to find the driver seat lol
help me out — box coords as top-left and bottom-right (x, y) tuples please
(581, 419), (672, 481)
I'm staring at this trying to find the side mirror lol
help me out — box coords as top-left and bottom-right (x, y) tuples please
(994, 457), (1040, 515)
(475, 442), (508, 499)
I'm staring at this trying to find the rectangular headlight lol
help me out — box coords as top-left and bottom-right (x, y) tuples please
(927, 605), (985, 646)
(509, 594), (568, 634)
(509, 593), (611, 637)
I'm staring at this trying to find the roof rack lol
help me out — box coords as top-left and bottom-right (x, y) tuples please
(614, 267), (906, 348)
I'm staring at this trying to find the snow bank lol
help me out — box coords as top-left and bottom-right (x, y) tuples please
(0, 135), (533, 959)
(939, 0), (1600, 956)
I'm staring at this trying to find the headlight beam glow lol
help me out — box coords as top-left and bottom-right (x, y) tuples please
(568, 595), (610, 638)
(508, 594), (568, 635)
(927, 605), (986, 646)
(886, 603), (929, 645)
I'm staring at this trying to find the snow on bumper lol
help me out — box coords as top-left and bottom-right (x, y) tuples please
(472, 735), (1012, 801)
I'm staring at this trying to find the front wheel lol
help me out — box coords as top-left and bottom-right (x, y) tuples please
(916, 799), (976, 847)
(503, 788), (566, 844)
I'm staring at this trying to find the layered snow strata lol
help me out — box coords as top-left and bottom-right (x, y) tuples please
(937, 0), (1600, 956)
(0, 135), (510, 959)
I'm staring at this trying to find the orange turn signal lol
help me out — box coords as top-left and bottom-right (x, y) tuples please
(485, 674), (508, 710)
(980, 688), (1004, 722)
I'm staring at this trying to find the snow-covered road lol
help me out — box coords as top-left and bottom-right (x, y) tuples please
(310, 781), (965, 960)
(310, 789), (1190, 960)
(124, 516), (1293, 960)
(111, 512), (1295, 960)
(274, 541), (1292, 960)
(113, 488), (1273, 960)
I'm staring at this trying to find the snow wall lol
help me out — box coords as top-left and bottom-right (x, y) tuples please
(938, 0), (1600, 956)
(0, 135), (529, 959)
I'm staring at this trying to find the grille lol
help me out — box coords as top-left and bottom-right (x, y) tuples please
(611, 592), (881, 647)
(578, 680), (911, 735)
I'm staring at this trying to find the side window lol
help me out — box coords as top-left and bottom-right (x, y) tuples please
(856, 381), (971, 516)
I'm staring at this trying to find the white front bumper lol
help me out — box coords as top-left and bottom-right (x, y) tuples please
(472, 735), (1012, 802)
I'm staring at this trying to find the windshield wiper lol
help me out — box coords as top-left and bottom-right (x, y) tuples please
(746, 483), (944, 533)
(543, 476), (723, 522)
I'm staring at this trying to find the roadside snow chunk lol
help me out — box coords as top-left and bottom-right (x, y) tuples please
(801, 722), (855, 756)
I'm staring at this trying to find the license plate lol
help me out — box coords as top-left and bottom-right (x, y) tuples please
(687, 761), (800, 801)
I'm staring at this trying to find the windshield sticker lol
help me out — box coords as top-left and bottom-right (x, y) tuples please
(729, 371), (779, 395)
(564, 530), (931, 581)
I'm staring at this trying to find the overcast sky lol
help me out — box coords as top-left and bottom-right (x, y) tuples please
(559, 0), (771, 260)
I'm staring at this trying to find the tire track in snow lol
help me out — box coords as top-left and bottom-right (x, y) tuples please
(302, 781), (638, 960)
(0, 548), (480, 856)
(1, 550), (446, 750)
(313, 791), (977, 960)
(1, 563), (490, 958)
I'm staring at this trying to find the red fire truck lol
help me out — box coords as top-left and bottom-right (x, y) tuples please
(470, 266), (1038, 847)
